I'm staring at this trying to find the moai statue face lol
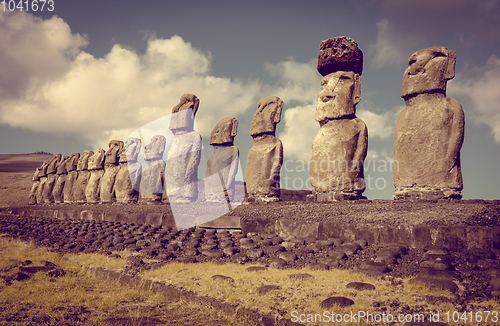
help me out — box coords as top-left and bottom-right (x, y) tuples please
(77, 150), (93, 171)
(56, 156), (70, 174)
(66, 152), (80, 172)
(169, 94), (200, 132)
(88, 148), (105, 170)
(250, 96), (283, 136)
(401, 46), (456, 98)
(210, 117), (238, 145)
(46, 153), (62, 174)
(104, 140), (124, 165)
(120, 137), (141, 163)
(144, 135), (166, 161)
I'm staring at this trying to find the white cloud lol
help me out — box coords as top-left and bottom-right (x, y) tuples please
(357, 101), (402, 139)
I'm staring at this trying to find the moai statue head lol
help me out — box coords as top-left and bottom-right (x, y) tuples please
(77, 150), (94, 171)
(37, 161), (50, 177)
(119, 137), (141, 163)
(88, 148), (105, 170)
(104, 140), (124, 165)
(144, 135), (166, 161)
(401, 46), (456, 99)
(315, 37), (362, 124)
(46, 153), (62, 174)
(169, 93), (200, 132)
(250, 96), (283, 137)
(210, 117), (238, 145)
(56, 155), (70, 174)
(66, 152), (80, 172)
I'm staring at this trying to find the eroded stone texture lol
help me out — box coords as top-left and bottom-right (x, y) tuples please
(63, 152), (80, 203)
(28, 162), (48, 205)
(86, 149), (105, 203)
(165, 94), (202, 203)
(41, 153), (62, 204)
(245, 96), (283, 203)
(115, 137), (142, 203)
(140, 135), (166, 204)
(100, 140), (124, 203)
(72, 150), (94, 203)
(394, 46), (464, 200)
(205, 117), (239, 203)
(310, 38), (367, 201)
(52, 155), (70, 203)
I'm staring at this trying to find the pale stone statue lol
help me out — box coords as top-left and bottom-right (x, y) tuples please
(41, 153), (61, 204)
(115, 137), (142, 203)
(72, 150), (94, 203)
(394, 46), (464, 200)
(63, 152), (80, 203)
(165, 94), (202, 203)
(28, 164), (44, 205)
(245, 96), (284, 203)
(52, 155), (70, 203)
(309, 37), (368, 201)
(85, 148), (106, 203)
(35, 161), (49, 204)
(139, 135), (166, 204)
(100, 140), (124, 203)
(205, 117), (239, 203)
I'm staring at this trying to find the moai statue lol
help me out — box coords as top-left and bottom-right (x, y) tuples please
(72, 150), (94, 203)
(28, 165), (43, 205)
(164, 94), (202, 203)
(394, 47), (464, 200)
(245, 96), (284, 203)
(139, 135), (166, 204)
(41, 153), (62, 204)
(85, 149), (106, 203)
(205, 117), (240, 204)
(52, 155), (70, 203)
(63, 152), (80, 203)
(115, 137), (142, 203)
(35, 161), (49, 204)
(100, 140), (124, 203)
(309, 37), (368, 201)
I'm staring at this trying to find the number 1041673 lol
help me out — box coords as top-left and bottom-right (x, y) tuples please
(1, 0), (54, 12)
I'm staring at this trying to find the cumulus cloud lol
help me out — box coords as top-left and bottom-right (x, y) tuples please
(357, 100), (403, 139)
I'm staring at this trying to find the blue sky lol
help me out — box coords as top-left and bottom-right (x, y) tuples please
(0, 0), (499, 199)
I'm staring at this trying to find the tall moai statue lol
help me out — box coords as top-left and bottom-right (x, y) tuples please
(115, 137), (142, 203)
(309, 37), (368, 201)
(85, 149), (106, 203)
(28, 163), (45, 205)
(394, 46), (464, 200)
(245, 96), (284, 203)
(42, 153), (62, 204)
(63, 152), (80, 203)
(72, 150), (94, 203)
(165, 94), (202, 203)
(100, 140), (124, 203)
(35, 161), (50, 204)
(140, 135), (166, 204)
(52, 155), (70, 203)
(205, 117), (240, 203)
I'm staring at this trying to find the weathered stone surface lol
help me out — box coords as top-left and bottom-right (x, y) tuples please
(85, 149), (105, 203)
(245, 96), (283, 203)
(394, 47), (464, 200)
(63, 152), (80, 203)
(52, 155), (70, 204)
(165, 94), (202, 203)
(320, 296), (354, 308)
(100, 140), (124, 203)
(41, 153), (62, 204)
(346, 282), (375, 291)
(317, 36), (363, 77)
(115, 137), (142, 203)
(72, 150), (93, 203)
(140, 135), (166, 203)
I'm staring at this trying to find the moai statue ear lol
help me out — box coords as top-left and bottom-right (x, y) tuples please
(274, 99), (284, 124)
(445, 49), (456, 80)
(353, 73), (361, 106)
(231, 119), (238, 137)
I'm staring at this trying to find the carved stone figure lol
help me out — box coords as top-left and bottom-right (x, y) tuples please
(139, 135), (166, 204)
(52, 155), (70, 203)
(85, 149), (106, 203)
(35, 161), (49, 204)
(41, 153), (61, 204)
(72, 150), (94, 203)
(115, 137), (142, 203)
(205, 117), (239, 203)
(100, 140), (124, 203)
(309, 36), (368, 201)
(245, 96), (284, 203)
(63, 152), (80, 203)
(28, 165), (43, 205)
(394, 46), (464, 200)
(165, 94), (202, 203)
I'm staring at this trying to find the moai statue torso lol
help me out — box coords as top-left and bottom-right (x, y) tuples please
(63, 152), (80, 203)
(52, 155), (70, 203)
(165, 94), (202, 203)
(205, 117), (239, 203)
(100, 140), (124, 203)
(115, 137), (142, 203)
(72, 150), (94, 203)
(245, 96), (284, 203)
(140, 135), (166, 204)
(309, 37), (368, 201)
(35, 161), (50, 204)
(394, 47), (464, 200)
(42, 153), (62, 204)
(85, 149), (106, 203)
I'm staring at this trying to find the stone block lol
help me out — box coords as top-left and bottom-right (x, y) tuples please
(276, 220), (319, 239)
(145, 213), (163, 227)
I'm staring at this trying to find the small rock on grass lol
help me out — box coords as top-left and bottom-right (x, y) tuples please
(320, 296), (354, 308)
(346, 282), (375, 291)
(211, 275), (234, 282)
(256, 285), (279, 295)
(246, 266), (268, 272)
(288, 273), (314, 280)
